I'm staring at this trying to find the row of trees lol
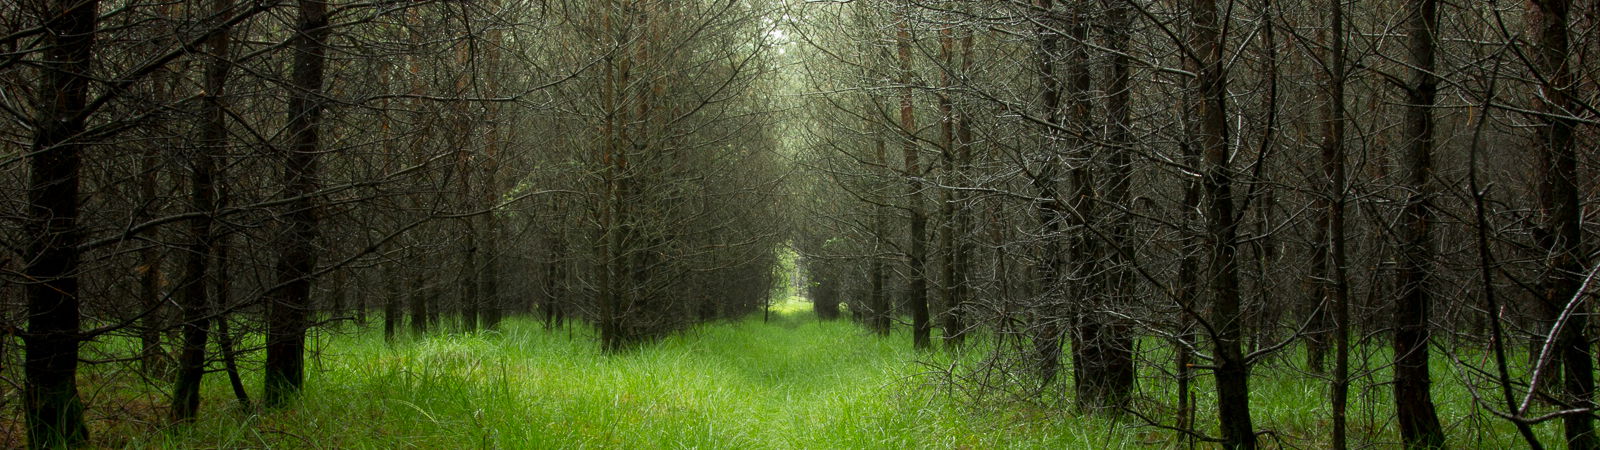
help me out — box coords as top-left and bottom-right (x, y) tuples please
(1, 0), (791, 447)
(791, 0), (1596, 448)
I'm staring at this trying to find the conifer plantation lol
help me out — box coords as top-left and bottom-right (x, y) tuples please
(1, 0), (1598, 448)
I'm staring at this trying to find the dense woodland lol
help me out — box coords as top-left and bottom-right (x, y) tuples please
(2, 0), (1598, 448)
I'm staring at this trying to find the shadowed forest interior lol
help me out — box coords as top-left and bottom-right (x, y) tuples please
(2, 0), (1599, 448)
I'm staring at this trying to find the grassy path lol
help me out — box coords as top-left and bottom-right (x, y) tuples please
(102, 302), (1565, 448)
(135, 303), (1117, 449)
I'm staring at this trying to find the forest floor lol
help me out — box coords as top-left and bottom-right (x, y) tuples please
(94, 301), (1132, 448)
(63, 300), (1561, 448)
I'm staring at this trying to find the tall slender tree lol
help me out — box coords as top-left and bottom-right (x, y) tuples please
(1528, 0), (1592, 447)
(1393, 0), (1446, 446)
(1189, 0), (1254, 446)
(172, 0), (235, 422)
(896, 1), (931, 350)
(936, 24), (963, 348)
(22, 0), (99, 444)
(1082, 0), (1137, 410)
(869, 111), (892, 337)
(264, 0), (330, 408)
(1321, 0), (1352, 446)
(1030, 0), (1068, 384)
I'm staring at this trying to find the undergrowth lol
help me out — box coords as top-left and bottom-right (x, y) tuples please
(14, 300), (1565, 448)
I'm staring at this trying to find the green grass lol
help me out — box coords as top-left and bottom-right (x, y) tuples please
(85, 301), (1119, 449)
(59, 300), (1565, 448)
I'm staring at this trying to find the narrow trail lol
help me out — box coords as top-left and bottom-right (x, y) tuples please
(116, 302), (1554, 448)
(158, 303), (937, 448)
(374, 303), (931, 448)
(137, 302), (1135, 448)
(658, 305), (918, 444)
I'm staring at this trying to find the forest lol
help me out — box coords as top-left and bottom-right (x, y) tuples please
(1, 0), (1598, 448)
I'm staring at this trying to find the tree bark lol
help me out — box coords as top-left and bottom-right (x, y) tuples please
(214, 230), (251, 409)
(1394, 0), (1446, 446)
(264, 0), (329, 408)
(172, 0), (233, 420)
(409, 271), (430, 335)
(23, 0), (98, 445)
(1528, 0), (1592, 447)
(869, 111), (891, 337)
(138, 148), (166, 377)
(460, 223), (480, 332)
(947, 27), (976, 348)
(1321, 0), (1351, 446)
(1065, 0), (1099, 399)
(1190, 0), (1254, 446)
(481, 214), (503, 329)
(936, 26), (965, 348)
(1080, 0), (1137, 410)
(384, 264), (400, 342)
(596, 0), (625, 351)
(543, 225), (567, 329)
(1031, 0), (1067, 386)
(479, 27), (505, 329)
(896, 2), (930, 350)
(1175, 14), (1204, 437)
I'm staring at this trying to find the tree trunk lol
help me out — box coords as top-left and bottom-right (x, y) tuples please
(384, 264), (400, 342)
(1175, 12), (1204, 435)
(1321, 0), (1351, 446)
(1175, 144), (1201, 444)
(1190, 0), (1254, 446)
(479, 24), (504, 327)
(936, 26), (964, 348)
(172, 0), (233, 420)
(1528, 0), (1592, 447)
(597, 0), (624, 351)
(859, 9), (891, 336)
(215, 228), (251, 409)
(425, 283), (443, 334)
(1031, 0), (1067, 386)
(543, 229), (567, 329)
(409, 272), (430, 335)
(23, 0), (97, 445)
(1065, 0), (1099, 400)
(1081, 0), (1137, 410)
(482, 223), (502, 329)
(138, 148), (166, 377)
(947, 27), (976, 348)
(895, 2), (930, 351)
(328, 269), (347, 325)
(264, 0), (329, 408)
(461, 223), (480, 332)
(354, 266), (368, 325)
(1394, 0), (1446, 446)
(869, 112), (891, 337)
(1061, 0), (1133, 409)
